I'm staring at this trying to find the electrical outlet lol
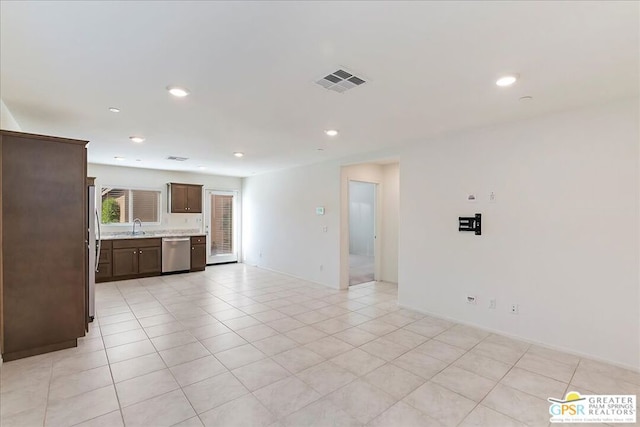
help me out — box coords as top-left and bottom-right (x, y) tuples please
(489, 298), (496, 309)
(466, 295), (477, 305)
(320, 264), (323, 271)
(510, 304), (519, 314)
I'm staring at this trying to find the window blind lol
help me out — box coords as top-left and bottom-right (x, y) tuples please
(101, 187), (160, 224)
(212, 195), (233, 255)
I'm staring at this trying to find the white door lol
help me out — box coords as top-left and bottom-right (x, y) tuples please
(205, 190), (238, 264)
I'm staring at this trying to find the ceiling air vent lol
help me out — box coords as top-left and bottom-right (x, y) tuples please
(166, 156), (189, 162)
(315, 68), (366, 93)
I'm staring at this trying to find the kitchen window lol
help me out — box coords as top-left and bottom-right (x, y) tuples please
(101, 187), (162, 224)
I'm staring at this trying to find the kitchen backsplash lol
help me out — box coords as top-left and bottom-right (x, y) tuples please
(99, 212), (204, 234)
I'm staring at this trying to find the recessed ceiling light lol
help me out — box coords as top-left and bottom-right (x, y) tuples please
(136, 159), (142, 162)
(519, 95), (534, 102)
(496, 75), (518, 87)
(198, 166), (207, 170)
(114, 156), (125, 161)
(317, 148), (324, 151)
(325, 129), (339, 137)
(129, 136), (145, 143)
(167, 86), (190, 97)
(108, 107), (121, 113)
(234, 152), (244, 158)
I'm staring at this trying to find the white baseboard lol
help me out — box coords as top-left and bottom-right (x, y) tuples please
(249, 264), (342, 291)
(398, 302), (640, 374)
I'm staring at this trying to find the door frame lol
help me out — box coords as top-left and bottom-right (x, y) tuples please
(204, 189), (240, 264)
(340, 168), (382, 289)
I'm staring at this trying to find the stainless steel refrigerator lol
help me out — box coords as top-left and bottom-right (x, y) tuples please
(88, 183), (100, 321)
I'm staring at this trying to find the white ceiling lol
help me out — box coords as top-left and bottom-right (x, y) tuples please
(1, 1), (638, 177)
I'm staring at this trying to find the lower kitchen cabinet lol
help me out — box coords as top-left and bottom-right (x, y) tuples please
(138, 246), (161, 274)
(191, 236), (206, 271)
(111, 238), (161, 280)
(96, 240), (113, 281)
(112, 248), (138, 277)
(97, 235), (205, 282)
(96, 262), (112, 281)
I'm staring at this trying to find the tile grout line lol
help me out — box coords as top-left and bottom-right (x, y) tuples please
(448, 336), (533, 427)
(392, 322), (492, 425)
(120, 277), (206, 425)
(63, 315), (124, 426)
(108, 279), (145, 426)
(21, 266), (614, 427)
(42, 352), (55, 426)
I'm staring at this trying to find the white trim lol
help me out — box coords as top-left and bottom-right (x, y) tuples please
(247, 263), (340, 291)
(398, 302), (640, 373)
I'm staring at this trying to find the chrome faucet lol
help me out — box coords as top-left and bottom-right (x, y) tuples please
(132, 218), (143, 235)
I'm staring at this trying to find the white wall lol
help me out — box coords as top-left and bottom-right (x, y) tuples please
(242, 161), (342, 288)
(243, 160), (400, 290)
(88, 163), (242, 234)
(1, 100), (21, 131)
(399, 98), (639, 369)
(381, 163), (399, 283)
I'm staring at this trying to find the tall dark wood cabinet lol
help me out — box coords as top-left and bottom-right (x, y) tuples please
(0, 130), (88, 361)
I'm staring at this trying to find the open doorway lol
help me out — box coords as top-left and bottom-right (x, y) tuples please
(348, 181), (377, 286)
(340, 162), (398, 290)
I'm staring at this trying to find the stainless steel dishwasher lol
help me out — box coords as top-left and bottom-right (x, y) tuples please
(162, 237), (191, 273)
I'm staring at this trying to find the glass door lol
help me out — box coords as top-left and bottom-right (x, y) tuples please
(348, 181), (376, 286)
(204, 190), (238, 264)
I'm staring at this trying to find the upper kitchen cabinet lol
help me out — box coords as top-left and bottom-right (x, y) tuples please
(0, 130), (88, 361)
(168, 183), (203, 213)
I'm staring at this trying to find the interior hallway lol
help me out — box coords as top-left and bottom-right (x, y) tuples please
(349, 254), (375, 286)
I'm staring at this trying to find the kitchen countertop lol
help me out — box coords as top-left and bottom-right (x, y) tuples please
(101, 232), (206, 240)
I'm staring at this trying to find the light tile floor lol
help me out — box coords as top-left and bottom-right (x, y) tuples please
(1, 264), (639, 426)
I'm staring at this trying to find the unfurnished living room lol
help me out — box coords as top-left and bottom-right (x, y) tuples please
(0, 1), (638, 426)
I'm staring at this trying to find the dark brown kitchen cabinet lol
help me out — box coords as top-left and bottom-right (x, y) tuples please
(191, 236), (206, 271)
(96, 240), (113, 281)
(112, 238), (161, 279)
(96, 261), (112, 281)
(0, 130), (88, 361)
(112, 248), (139, 277)
(138, 246), (161, 274)
(169, 183), (203, 213)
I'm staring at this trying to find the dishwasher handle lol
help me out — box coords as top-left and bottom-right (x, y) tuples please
(162, 237), (190, 242)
